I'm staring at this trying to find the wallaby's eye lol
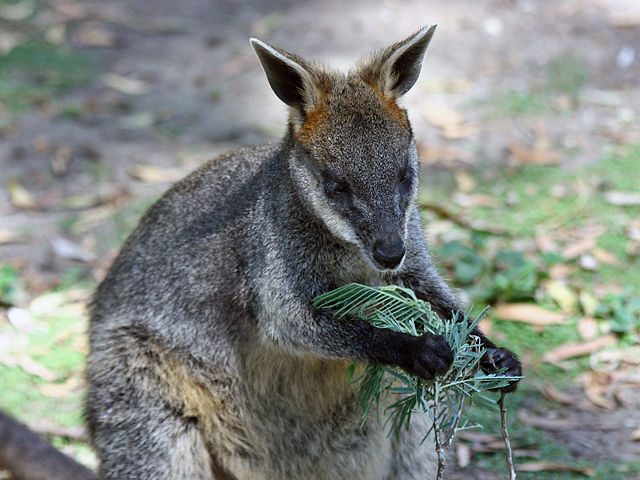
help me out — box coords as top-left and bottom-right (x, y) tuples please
(326, 178), (351, 199)
(399, 162), (411, 184)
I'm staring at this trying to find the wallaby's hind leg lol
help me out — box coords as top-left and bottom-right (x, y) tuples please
(87, 337), (216, 480)
(89, 398), (215, 480)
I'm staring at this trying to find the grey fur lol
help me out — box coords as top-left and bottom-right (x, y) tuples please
(87, 26), (519, 480)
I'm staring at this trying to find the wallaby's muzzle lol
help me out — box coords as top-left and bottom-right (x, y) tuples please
(372, 236), (406, 271)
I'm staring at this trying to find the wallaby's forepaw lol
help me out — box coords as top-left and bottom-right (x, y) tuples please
(481, 347), (522, 392)
(401, 333), (453, 380)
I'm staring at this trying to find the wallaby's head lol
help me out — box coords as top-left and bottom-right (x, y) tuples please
(251, 26), (436, 272)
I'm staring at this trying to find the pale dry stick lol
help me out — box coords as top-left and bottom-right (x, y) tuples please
(431, 384), (447, 480)
(498, 391), (516, 480)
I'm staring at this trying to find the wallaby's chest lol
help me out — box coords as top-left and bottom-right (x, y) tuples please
(212, 355), (393, 480)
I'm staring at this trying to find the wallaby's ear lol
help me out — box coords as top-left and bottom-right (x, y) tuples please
(361, 24), (437, 97)
(250, 38), (317, 110)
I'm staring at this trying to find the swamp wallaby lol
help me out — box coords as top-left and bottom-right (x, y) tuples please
(87, 25), (521, 479)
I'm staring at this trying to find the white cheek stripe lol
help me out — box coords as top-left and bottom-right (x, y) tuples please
(309, 193), (359, 244)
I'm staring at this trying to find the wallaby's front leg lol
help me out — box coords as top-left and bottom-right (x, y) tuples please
(397, 218), (522, 389)
(325, 312), (454, 380)
(268, 303), (453, 380)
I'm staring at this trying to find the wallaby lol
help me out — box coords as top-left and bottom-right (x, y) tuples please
(87, 25), (521, 480)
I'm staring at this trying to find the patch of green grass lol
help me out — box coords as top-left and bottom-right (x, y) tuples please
(547, 54), (589, 97)
(0, 40), (94, 112)
(0, 263), (22, 306)
(483, 52), (588, 117)
(490, 90), (550, 116)
(57, 102), (86, 120)
(0, 284), (90, 428)
(464, 389), (640, 479)
(0, 364), (85, 427)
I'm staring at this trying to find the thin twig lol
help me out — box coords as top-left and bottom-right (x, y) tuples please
(418, 201), (511, 236)
(432, 383), (447, 480)
(499, 391), (516, 480)
(446, 388), (467, 449)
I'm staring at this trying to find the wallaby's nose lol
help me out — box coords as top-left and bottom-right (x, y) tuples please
(372, 238), (406, 270)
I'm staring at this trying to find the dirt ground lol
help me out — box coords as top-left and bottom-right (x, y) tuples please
(1, 0), (640, 476)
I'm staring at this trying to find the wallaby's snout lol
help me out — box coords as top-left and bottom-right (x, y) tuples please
(372, 236), (406, 270)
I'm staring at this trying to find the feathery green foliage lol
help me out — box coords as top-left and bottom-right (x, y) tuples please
(314, 283), (519, 444)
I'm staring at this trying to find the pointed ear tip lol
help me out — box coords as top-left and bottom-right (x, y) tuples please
(420, 24), (438, 35)
(249, 37), (267, 51)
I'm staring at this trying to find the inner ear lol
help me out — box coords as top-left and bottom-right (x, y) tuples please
(390, 33), (433, 95)
(360, 25), (437, 98)
(250, 38), (310, 111)
(256, 50), (305, 107)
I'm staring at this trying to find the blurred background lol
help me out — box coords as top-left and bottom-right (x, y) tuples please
(0, 0), (639, 478)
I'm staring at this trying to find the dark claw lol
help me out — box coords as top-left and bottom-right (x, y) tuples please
(481, 347), (522, 392)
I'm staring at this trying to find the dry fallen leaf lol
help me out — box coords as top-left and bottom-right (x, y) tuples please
(477, 316), (492, 337)
(492, 303), (567, 326)
(582, 371), (617, 410)
(6, 307), (34, 331)
(129, 164), (184, 183)
(7, 179), (38, 210)
(0, 0), (36, 21)
(535, 234), (559, 253)
(626, 240), (640, 256)
(452, 192), (498, 208)
(507, 137), (561, 165)
(454, 171), (476, 193)
(458, 431), (501, 443)
(579, 291), (599, 318)
(544, 280), (578, 312)
(0, 30), (23, 54)
(577, 317), (599, 340)
(632, 427), (640, 441)
(518, 409), (580, 431)
(0, 230), (28, 245)
(542, 334), (618, 363)
(418, 144), (472, 165)
(32, 135), (51, 154)
(549, 263), (575, 280)
(70, 205), (118, 234)
(540, 385), (576, 405)
(38, 375), (84, 398)
(456, 442), (471, 468)
(629, 218), (640, 241)
(102, 73), (149, 95)
(0, 351), (58, 382)
(50, 236), (95, 262)
(517, 462), (594, 476)
(441, 124), (478, 140)
(422, 78), (472, 93)
(120, 111), (155, 129)
(562, 237), (597, 260)
(421, 104), (462, 129)
(73, 22), (117, 47)
(604, 191), (640, 206)
(592, 248), (622, 267)
(421, 104), (477, 140)
(29, 291), (70, 315)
